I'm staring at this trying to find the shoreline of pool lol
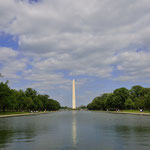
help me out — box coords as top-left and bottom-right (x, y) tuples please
(109, 111), (150, 116)
(0, 111), (52, 118)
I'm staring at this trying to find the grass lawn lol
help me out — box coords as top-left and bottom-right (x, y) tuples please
(116, 110), (150, 113)
(0, 112), (29, 116)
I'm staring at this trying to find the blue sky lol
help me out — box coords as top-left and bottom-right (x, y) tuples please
(1, 0), (150, 106)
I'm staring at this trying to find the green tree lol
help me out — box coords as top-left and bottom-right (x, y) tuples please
(124, 98), (134, 109)
(33, 96), (43, 111)
(87, 103), (94, 110)
(142, 88), (150, 95)
(105, 93), (115, 110)
(113, 87), (129, 109)
(130, 85), (144, 100)
(47, 99), (60, 110)
(134, 97), (145, 109)
(38, 94), (49, 110)
(0, 82), (60, 112)
(144, 93), (150, 109)
(7, 89), (18, 111)
(15, 90), (25, 111)
(0, 81), (11, 111)
(87, 93), (109, 110)
(25, 88), (37, 100)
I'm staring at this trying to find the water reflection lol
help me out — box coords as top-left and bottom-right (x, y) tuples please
(0, 130), (13, 149)
(72, 111), (77, 146)
(115, 125), (150, 135)
(115, 125), (150, 148)
(0, 129), (36, 149)
(0, 117), (37, 149)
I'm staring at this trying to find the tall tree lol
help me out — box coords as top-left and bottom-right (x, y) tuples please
(0, 81), (11, 111)
(113, 87), (129, 109)
(130, 85), (144, 100)
(124, 98), (134, 109)
(144, 93), (150, 109)
(0, 82), (60, 112)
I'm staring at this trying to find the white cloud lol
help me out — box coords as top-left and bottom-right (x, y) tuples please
(0, 47), (27, 79)
(113, 51), (150, 81)
(0, 47), (18, 60)
(1, 0), (150, 79)
(1, 0), (150, 105)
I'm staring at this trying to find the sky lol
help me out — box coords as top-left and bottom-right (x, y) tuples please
(0, 0), (150, 107)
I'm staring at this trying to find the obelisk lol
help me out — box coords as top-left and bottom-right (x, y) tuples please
(72, 79), (76, 109)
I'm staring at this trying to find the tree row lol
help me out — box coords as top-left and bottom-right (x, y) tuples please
(0, 81), (60, 112)
(87, 85), (150, 110)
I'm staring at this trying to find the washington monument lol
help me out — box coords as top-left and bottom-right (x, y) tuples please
(72, 79), (76, 109)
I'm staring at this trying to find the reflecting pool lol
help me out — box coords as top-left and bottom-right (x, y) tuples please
(0, 111), (150, 150)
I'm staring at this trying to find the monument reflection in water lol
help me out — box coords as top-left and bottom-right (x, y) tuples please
(72, 111), (77, 146)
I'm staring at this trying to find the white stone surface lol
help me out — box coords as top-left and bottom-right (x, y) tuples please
(72, 79), (76, 109)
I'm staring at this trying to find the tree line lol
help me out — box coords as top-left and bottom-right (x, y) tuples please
(87, 85), (150, 111)
(0, 81), (60, 112)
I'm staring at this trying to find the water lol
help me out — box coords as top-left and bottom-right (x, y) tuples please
(0, 111), (150, 150)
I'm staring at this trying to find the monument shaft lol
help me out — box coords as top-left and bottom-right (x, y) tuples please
(72, 79), (76, 109)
